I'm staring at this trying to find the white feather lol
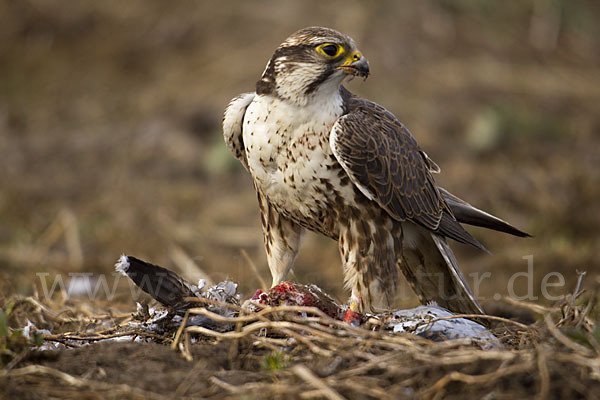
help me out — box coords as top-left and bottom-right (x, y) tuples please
(114, 254), (130, 276)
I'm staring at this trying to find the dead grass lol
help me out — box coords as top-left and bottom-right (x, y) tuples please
(1, 274), (598, 399)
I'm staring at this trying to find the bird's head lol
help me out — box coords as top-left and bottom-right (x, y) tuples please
(256, 27), (369, 105)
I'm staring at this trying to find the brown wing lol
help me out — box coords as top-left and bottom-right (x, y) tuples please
(439, 187), (531, 237)
(331, 102), (443, 230)
(331, 93), (486, 251)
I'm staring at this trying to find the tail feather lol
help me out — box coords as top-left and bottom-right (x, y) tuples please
(430, 234), (484, 315)
(399, 223), (484, 315)
(440, 187), (530, 238)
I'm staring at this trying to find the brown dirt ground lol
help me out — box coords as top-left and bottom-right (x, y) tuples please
(3, 341), (266, 399)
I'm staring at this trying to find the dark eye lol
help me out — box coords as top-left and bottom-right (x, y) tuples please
(321, 44), (339, 56)
(317, 43), (343, 58)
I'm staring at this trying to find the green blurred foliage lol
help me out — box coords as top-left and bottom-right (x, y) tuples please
(0, 302), (43, 368)
(261, 351), (290, 371)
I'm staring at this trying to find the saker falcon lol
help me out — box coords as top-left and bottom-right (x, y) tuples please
(223, 27), (528, 317)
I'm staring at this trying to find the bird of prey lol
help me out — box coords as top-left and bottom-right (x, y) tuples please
(223, 27), (528, 317)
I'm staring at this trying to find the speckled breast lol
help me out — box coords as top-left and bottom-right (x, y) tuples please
(242, 95), (358, 236)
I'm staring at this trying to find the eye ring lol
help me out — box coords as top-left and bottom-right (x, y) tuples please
(316, 43), (344, 59)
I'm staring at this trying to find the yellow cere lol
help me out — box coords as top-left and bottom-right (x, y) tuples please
(341, 50), (362, 66)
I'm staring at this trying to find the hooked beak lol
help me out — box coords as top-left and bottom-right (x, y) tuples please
(337, 51), (370, 78)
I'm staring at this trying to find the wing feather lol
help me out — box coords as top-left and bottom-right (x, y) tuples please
(331, 99), (443, 230)
(440, 187), (530, 237)
(331, 93), (486, 250)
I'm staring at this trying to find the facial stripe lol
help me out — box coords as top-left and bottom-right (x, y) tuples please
(304, 65), (335, 95)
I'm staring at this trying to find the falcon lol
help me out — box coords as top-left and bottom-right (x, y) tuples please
(223, 27), (528, 316)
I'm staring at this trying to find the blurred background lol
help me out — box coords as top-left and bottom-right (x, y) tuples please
(1, 0), (598, 309)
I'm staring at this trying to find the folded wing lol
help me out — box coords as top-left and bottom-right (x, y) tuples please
(330, 94), (486, 251)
